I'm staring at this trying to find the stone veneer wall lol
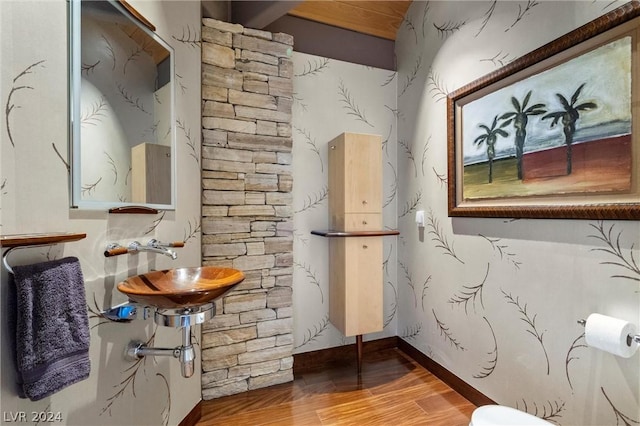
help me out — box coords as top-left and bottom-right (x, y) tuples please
(199, 18), (294, 399)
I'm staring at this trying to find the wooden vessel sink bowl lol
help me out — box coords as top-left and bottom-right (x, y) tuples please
(117, 267), (245, 309)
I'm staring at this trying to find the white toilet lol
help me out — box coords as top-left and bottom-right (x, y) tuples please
(469, 405), (554, 426)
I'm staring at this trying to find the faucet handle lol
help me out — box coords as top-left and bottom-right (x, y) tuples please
(104, 243), (129, 257)
(148, 239), (184, 248)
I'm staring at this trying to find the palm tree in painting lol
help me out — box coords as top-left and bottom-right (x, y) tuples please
(541, 83), (597, 175)
(474, 115), (509, 183)
(499, 91), (546, 180)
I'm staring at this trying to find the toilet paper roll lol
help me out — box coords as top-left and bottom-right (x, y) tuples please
(585, 313), (638, 358)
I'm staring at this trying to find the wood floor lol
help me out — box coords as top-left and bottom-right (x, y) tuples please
(198, 348), (476, 425)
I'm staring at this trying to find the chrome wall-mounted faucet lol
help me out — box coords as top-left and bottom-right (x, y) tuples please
(104, 239), (184, 259)
(128, 241), (177, 259)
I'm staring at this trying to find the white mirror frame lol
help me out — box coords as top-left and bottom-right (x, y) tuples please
(69, 0), (176, 211)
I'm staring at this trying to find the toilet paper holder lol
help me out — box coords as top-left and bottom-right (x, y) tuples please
(578, 319), (640, 346)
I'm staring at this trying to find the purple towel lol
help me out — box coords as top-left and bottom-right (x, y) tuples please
(13, 256), (90, 401)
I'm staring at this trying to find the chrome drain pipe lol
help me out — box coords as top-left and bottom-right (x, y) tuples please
(125, 303), (214, 378)
(127, 325), (195, 378)
(130, 343), (181, 359)
(180, 326), (195, 378)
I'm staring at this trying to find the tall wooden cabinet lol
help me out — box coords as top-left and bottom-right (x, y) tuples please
(328, 132), (383, 336)
(312, 132), (398, 371)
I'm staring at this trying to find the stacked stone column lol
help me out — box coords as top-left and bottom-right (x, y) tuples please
(200, 18), (294, 399)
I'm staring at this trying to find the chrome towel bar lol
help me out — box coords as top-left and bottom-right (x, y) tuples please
(2, 244), (55, 275)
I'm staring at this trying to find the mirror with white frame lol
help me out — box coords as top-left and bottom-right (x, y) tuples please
(69, 0), (175, 210)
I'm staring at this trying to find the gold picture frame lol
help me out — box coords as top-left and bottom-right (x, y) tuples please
(447, 2), (640, 219)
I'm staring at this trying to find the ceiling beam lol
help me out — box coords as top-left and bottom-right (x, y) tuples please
(201, 1), (230, 20)
(288, 1), (406, 41)
(230, 1), (302, 29)
(265, 15), (396, 71)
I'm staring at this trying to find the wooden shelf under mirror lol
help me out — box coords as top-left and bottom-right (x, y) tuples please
(108, 206), (159, 214)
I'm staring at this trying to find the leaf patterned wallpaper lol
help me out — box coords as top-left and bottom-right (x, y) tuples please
(1, 1), (202, 424)
(291, 52), (399, 352)
(2, 1), (639, 424)
(395, 1), (639, 425)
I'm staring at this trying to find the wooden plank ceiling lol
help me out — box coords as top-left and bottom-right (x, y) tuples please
(287, 1), (412, 41)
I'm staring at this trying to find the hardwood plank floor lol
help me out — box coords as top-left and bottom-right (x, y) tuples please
(198, 348), (476, 425)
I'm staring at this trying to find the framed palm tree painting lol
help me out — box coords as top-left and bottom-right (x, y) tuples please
(447, 2), (640, 219)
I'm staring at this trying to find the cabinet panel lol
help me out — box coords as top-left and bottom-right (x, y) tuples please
(329, 237), (383, 336)
(328, 133), (382, 220)
(328, 238), (347, 333)
(343, 135), (381, 213)
(331, 213), (382, 232)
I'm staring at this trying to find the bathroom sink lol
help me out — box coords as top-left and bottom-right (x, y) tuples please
(117, 267), (245, 309)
